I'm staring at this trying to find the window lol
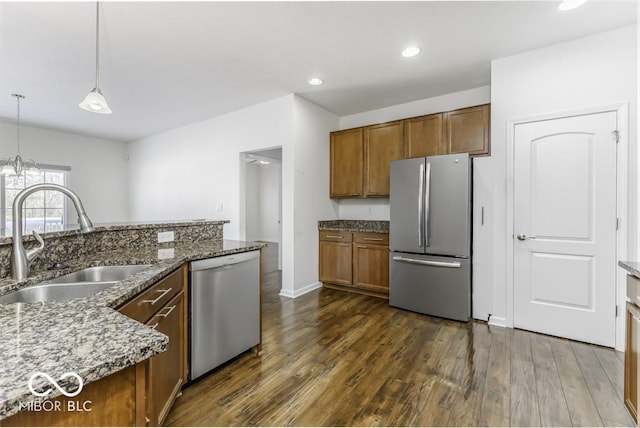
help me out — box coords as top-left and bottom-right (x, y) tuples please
(1, 166), (69, 236)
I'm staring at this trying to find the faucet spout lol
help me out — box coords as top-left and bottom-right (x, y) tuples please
(11, 183), (94, 280)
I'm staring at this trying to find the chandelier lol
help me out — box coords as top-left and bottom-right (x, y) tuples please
(0, 94), (39, 176)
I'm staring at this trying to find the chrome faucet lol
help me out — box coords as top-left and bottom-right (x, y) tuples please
(11, 183), (94, 280)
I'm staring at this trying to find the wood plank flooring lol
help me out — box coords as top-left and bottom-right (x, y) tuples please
(166, 271), (634, 427)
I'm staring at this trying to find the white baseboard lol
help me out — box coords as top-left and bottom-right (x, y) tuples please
(488, 316), (507, 328)
(279, 281), (322, 299)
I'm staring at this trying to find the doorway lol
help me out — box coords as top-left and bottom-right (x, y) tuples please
(508, 106), (627, 348)
(244, 147), (282, 273)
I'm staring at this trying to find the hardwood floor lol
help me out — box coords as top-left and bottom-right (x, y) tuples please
(166, 271), (634, 427)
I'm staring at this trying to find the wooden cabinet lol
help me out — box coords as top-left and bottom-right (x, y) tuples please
(625, 275), (639, 423)
(146, 291), (186, 426)
(403, 113), (444, 158)
(444, 104), (490, 156)
(119, 265), (187, 427)
(330, 128), (363, 198)
(1, 364), (146, 427)
(352, 233), (389, 294)
(319, 232), (353, 285)
(330, 104), (490, 198)
(319, 231), (389, 299)
(364, 121), (404, 196)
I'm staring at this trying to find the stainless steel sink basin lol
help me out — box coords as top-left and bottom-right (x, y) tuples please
(0, 265), (151, 304)
(39, 265), (151, 285)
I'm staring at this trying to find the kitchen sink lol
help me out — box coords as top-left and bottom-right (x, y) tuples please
(0, 265), (151, 304)
(39, 265), (151, 285)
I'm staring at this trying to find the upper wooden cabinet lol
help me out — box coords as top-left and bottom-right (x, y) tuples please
(364, 121), (403, 196)
(330, 103), (490, 198)
(444, 104), (490, 156)
(330, 128), (363, 198)
(403, 113), (444, 158)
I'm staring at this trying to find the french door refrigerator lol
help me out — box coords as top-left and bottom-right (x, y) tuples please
(389, 153), (471, 321)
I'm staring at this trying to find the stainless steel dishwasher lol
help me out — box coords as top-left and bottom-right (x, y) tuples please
(189, 250), (260, 380)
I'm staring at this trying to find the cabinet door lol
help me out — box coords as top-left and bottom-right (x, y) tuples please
(403, 113), (444, 158)
(364, 121), (404, 196)
(444, 104), (490, 156)
(353, 244), (389, 293)
(147, 291), (186, 427)
(330, 128), (363, 198)
(625, 302), (639, 423)
(319, 241), (352, 285)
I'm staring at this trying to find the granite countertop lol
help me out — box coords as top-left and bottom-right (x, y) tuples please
(0, 238), (263, 419)
(318, 220), (389, 234)
(619, 261), (640, 278)
(0, 219), (229, 244)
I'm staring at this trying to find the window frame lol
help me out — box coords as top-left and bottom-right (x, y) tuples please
(1, 164), (71, 236)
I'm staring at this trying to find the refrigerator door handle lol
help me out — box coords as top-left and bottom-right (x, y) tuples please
(418, 163), (425, 247)
(392, 255), (461, 268)
(424, 161), (431, 247)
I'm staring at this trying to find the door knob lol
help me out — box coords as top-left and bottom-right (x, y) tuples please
(517, 234), (527, 241)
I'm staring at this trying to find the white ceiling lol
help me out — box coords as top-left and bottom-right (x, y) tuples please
(0, 1), (636, 142)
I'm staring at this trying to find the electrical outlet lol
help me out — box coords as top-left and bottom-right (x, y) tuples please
(157, 248), (175, 260)
(157, 231), (174, 243)
(216, 203), (223, 212)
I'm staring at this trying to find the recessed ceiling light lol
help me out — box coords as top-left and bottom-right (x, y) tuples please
(401, 46), (421, 58)
(308, 78), (324, 86)
(558, 0), (586, 11)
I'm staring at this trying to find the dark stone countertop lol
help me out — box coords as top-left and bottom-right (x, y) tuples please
(318, 220), (389, 234)
(0, 238), (263, 419)
(619, 261), (640, 278)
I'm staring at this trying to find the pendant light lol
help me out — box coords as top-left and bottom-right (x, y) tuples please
(0, 94), (39, 176)
(79, 2), (112, 114)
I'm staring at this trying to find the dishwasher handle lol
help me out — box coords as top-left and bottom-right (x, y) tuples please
(189, 250), (260, 271)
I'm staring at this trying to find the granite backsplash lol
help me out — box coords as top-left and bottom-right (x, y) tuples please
(0, 220), (227, 279)
(318, 219), (389, 233)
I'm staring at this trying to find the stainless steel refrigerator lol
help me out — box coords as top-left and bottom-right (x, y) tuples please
(389, 153), (471, 321)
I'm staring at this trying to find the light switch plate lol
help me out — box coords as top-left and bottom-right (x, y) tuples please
(157, 231), (175, 243)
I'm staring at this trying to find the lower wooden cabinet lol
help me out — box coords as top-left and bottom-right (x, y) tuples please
(319, 231), (389, 299)
(118, 265), (188, 427)
(625, 275), (639, 423)
(0, 364), (146, 427)
(146, 291), (186, 426)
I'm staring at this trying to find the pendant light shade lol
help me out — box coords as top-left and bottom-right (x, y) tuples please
(79, 87), (112, 114)
(0, 94), (39, 176)
(80, 2), (112, 114)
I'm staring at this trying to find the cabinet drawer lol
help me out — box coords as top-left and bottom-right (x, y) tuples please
(354, 232), (389, 246)
(119, 267), (183, 324)
(627, 274), (640, 306)
(319, 231), (353, 243)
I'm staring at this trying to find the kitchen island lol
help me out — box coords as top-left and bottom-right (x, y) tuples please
(0, 220), (263, 424)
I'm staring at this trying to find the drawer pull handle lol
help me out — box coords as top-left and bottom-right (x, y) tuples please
(363, 238), (384, 241)
(339, 243), (351, 247)
(142, 288), (173, 305)
(149, 323), (159, 330)
(158, 305), (176, 318)
(357, 245), (368, 249)
(325, 235), (343, 239)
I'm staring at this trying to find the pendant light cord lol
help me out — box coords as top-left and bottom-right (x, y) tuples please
(11, 94), (24, 155)
(95, 2), (100, 88)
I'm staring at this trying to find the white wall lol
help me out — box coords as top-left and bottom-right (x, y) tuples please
(0, 121), (129, 223)
(336, 86), (491, 220)
(128, 94), (340, 296)
(245, 161), (281, 243)
(127, 95), (294, 240)
(490, 25), (637, 346)
(245, 163), (260, 241)
(289, 95), (340, 296)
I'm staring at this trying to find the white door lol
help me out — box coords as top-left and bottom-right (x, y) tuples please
(513, 111), (617, 347)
